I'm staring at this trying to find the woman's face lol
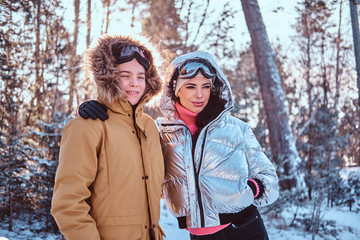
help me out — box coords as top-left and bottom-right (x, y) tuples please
(177, 72), (211, 113)
(116, 59), (146, 105)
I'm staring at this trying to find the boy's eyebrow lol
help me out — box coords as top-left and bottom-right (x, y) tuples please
(118, 70), (131, 74)
(118, 70), (145, 75)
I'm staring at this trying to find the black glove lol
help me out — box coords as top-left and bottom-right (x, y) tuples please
(78, 100), (109, 121)
(247, 179), (264, 199)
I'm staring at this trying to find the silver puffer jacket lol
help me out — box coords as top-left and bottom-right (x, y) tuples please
(157, 51), (279, 228)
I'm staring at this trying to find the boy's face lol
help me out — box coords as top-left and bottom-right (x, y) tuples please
(116, 59), (146, 105)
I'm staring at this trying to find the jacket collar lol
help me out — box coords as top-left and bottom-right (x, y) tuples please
(99, 95), (150, 117)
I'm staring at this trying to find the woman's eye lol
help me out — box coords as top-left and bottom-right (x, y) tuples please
(120, 75), (129, 79)
(203, 85), (210, 89)
(185, 86), (195, 89)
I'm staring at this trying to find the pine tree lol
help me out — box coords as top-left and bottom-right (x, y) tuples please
(0, 0), (33, 230)
(292, 1), (354, 237)
(1, 0), (72, 232)
(26, 113), (71, 233)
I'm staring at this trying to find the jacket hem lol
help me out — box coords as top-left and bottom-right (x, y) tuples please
(176, 204), (257, 229)
(219, 204), (257, 224)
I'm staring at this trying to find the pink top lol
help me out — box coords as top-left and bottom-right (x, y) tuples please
(186, 223), (232, 236)
(175, 101), (199, 135)
(175, 101), (231, 236)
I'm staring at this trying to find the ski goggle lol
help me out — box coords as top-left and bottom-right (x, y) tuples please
(112, 44), (151, 70)
(172, 60), (217, 95)
(177, 60), (216, 79)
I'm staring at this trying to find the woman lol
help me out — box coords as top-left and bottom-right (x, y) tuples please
(51, 34), (165, 240)
(157, 51), (279, 239)
(78, 51), (279, 239)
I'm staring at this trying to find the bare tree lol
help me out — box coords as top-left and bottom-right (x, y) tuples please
(335, 0), (344, 111)
(87, 0), (92, 46)
(349, 0), (360, 109)
(135, 0), (186, 58)
(68, 0), (80, 114)
(240, 0), (304, 190)
(101, 0), (111, 34)
(83, 0), (92, 100)
(28, 0), (44, 124)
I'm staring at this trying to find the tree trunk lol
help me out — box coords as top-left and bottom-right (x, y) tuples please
(87, 0), (91, 47)
(335, 0), (343, 111)
(321, 37), (329, 106)
(240, 0), (304, 190)
(104, 0), (111, 33)
(35, 0), (43, 114)
(28, 0), (44, 124)
(68, 0), (80, 114)
(83, 0), (92, 100)
(304, 0), (314, 199)
(8, 186), (12, 231)
(349, 0), (360, 109)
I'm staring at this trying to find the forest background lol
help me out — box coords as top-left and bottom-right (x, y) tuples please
(1, 0), (360, 239)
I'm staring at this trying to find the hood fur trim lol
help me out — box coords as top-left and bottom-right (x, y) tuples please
(85, 34), (164, 105)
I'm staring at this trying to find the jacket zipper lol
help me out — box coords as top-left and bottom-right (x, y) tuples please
(134, 110), (153, 232)
(194, 128), (207, 227)
(194, 110), (232, 226)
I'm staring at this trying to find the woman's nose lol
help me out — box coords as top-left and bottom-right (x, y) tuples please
(195, 88), (203, 98)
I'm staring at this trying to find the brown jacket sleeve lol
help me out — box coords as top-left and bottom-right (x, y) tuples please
(51, 118), (102, 240)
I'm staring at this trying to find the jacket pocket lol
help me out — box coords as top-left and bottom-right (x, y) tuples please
(97, 225), (143, 240)
(231, 215), (258, 229)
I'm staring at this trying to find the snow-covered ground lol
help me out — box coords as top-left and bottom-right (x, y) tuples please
(1, 199), (359, 240)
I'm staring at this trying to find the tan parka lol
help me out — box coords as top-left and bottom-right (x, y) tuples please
(51, 35), (165, 240)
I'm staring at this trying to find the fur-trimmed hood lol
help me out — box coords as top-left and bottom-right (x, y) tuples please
(160, 51), (234, 118)
(85, 34), (163, 105)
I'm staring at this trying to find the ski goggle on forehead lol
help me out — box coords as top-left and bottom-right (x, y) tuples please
(112, 44), (151, 70)
(177, 60), (217, 79)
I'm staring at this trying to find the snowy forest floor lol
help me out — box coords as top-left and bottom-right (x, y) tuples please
(0, 199), (359, 240)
